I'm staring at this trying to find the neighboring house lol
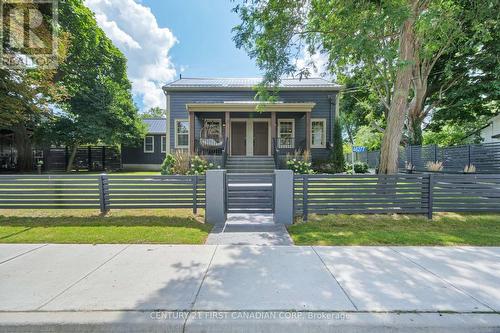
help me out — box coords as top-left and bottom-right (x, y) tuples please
(122, 77), (341, 171)
(478, 114), (500, 143)
(121, 118), (167, 170)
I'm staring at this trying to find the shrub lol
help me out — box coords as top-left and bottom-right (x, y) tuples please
(330, 118), (345, 173)
(353, 162), (369, 173)
(188, 156), (208, 175)
(286, 159), (314, 174)
(426, 161), (443, 172)
(187, 156), (221, 175)
(171, 150), (190, 175)
(160, 154), (176, 175)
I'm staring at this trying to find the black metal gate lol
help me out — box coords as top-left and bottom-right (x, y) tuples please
(226, 173), (274, 214)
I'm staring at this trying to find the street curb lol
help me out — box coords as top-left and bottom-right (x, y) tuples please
(1, 311), (499, 333)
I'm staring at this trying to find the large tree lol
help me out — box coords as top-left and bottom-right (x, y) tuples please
(233, 0), (493, 173)
(425, 10), (499, 139)
(0, 2), (66, 171)
(405, 0), (499, 145)
(47, 0), (145, 171)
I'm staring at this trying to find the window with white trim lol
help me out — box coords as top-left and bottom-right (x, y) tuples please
(144, 136), (154, 153)
(175, 119), (189, 148)
(278, 119), (295, 148)
(161, 136), (167, 153)
(311, 119), (326, 148)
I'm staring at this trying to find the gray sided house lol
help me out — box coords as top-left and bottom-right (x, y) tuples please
(122, 118), (167, 170)
(122, 77), (341, 171)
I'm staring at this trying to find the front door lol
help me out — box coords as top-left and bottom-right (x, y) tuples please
(231, 121), (246, 155)
(253, 122), (269, 156)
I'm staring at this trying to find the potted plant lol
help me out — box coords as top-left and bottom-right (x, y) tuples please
(405, 162), (415, 174)
(463, 164), (476, 174)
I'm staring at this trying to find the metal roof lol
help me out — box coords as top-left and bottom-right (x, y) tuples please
(163, 77), (341, 91)
(143, 118), (166, 134)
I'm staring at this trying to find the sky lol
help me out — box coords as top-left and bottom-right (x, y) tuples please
(85, 0), (263, 112)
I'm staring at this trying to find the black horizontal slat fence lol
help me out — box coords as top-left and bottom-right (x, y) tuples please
(0, 175), (101, 209)
(348, 142), (500, 173)
(295, 174), (430, 219)
(295, 174), (500, 220)
(433, 174), (500, 213)
(0, 175), (205, 213)
(106, 175), (205, 211)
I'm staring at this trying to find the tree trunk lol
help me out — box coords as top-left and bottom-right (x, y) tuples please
(13, 124), (33, 172)
(66, 146), (78, 172)
(408, 113), (424, 145)
(378, 7), (417, 174)
(407, 75), (427, 145)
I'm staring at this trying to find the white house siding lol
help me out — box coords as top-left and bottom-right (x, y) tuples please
(480, 114), (500, 143)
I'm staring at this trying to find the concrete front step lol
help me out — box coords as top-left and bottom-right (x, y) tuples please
(227, 157), (274, 163)
(227, 169), (274, 173)
(227, 162), (275, 165)
(226, 165), (275, 169)
(226, 156), (275, 173)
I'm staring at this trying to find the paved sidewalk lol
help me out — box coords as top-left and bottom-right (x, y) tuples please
(205, 213), (293, 245)
(0, 244), (499, 332)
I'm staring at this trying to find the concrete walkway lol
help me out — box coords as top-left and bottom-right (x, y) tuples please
(0, 244), (499, 332)
(205, 213), (293, 245)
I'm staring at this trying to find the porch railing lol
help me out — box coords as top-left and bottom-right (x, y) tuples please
(276, 137), (295, 149)
(272, 138), (279, 169)
(222, 137), (229, 168)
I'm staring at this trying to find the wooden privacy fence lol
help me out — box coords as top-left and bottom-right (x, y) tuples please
(295, 174), (500, 220)
(0, 175), (205, 213)
(45, 146), (121, 172)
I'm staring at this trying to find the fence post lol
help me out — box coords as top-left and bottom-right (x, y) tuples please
(409, 145), (413, 167)
(302, 175), (309, 222)
(192, 175), (198, 215)
(205, 169), (226, 225)
(434, 144), (438, 162)
(102, 146), (106, 171)
(88, 146), (92, 171)
(427, 173), (434, 220)
(274, 170), (294, 225)
(468, 145), (471, 166)
(64, 146), (69, 170)
(98, 173), (109, 213)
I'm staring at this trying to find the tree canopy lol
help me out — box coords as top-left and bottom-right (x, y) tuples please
(233, 0), (498, 173)
(46, 0), (145, 170)
(1, 0), (144, 171)
(141, 107), (166, 119)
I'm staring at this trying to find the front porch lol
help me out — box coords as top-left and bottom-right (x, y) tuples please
(186, 102), (321, 167)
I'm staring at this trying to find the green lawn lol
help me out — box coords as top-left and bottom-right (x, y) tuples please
(0, 209), (211, 244)
(288, 213), (500, 246)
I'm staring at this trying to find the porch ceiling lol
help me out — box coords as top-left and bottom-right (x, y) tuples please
(186, 102), (315, 113)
